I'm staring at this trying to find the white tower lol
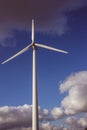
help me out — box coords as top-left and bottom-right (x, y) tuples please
(2, 20), (68, 130)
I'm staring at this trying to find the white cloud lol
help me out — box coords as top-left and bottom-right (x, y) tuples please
(0, 104), (87, 130)
(60, 71), (87, 93)
(40, 122), (66, 130)
(39, 107), (49, 121)
(51, 107), (64, 119)
(0, 104), (57, 130)
(78, 117), (87, 127)
(59, 71), (87, 115)
(0, 104), (32, 130)
(65, 116), (87, 129)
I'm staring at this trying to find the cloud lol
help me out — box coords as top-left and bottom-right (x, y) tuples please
(0, 104), (59, 130)
(51, 107), (65, 119)
(0, 104), (32, 130)
(38, 107), (52, 121)
(0, 104), (87, 130)
(0, 0), (87, 46)
(40, 122), (67, 130)
(59, 71), (87, 115)
(1, 71), (87, 130)
(65, 115), (87, 129)
(7, 127), (32, 130)
(9, 122), (68, 130)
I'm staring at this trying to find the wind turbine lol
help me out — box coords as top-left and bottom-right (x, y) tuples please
(2, 19), (68, 130)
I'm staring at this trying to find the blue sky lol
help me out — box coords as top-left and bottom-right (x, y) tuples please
(0, 0), (87, 130)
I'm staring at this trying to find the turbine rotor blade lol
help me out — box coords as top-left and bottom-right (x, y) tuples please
(35, 43), (68, 54)
(32, 19), (34, 42)
(2, 44), (32, 64)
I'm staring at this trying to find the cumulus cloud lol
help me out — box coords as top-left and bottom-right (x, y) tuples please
(0, 104), (87, 130)
(59, 71), (87, 115)
(65, 116), (87, 129)
(0, 0), (87, 46)
(1, 70), (87, 129)
(38, 107), (52, 121)
(41, 122), (56, 130)
(0, 104), (32, 130)
(51, 107), (65, 119)
(0, 104), (60, 130)
(40, 122), (66, 130)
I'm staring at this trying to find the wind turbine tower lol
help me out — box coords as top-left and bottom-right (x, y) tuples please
(2, 20), (68, 130)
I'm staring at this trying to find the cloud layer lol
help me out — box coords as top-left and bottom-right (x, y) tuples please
(0, 70), (87, 130)
(0, 0), (87, 46)
(0, 104), (87, 130)
(0, 104), (55, 130)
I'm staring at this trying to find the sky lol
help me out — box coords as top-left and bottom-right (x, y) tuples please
(0, 0), (87, 130)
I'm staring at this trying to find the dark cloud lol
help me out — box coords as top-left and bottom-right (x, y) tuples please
(0, 0), (87, 46)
